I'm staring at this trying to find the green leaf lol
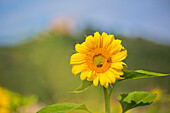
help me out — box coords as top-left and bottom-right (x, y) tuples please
(118, 70), (169, 82)
(118, 91), (157, 113)
(37, 102), (91, 113)
(71, 80), (93, 93)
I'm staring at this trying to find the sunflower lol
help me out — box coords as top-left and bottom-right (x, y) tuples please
(151, 88), (162, 103)
(0, 86), (10, 113)
(70, 32), (127, 88)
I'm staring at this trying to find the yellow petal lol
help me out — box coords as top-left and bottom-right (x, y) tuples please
(105, 74), (112, 83)
(121, 46), (125, 49)
(104, 82), (109, 88)
(87, 71), (96, 81)
(106, 70), (116, 83)
(101, 32), (107, 44)
(85, 35), (95, 49)
(72, 63), (88, 75)
(80, 71), (87, 80)
(122, 62), (127, 67)
(75, 42), (90, 54)
(109, 68), (124, 75)
(111, 62), (127, 69)
(86, 70), (93, 78)
(93, 76), (99, 86)
(111, 50), (127, 62)
(103, 34), (114, 50)
(114, 74), (124, 79)
(70, 53), (87, 64)
(109, 68), (124, 79)
(101, 32), (107, 47)
(116, 76), (124, 79)
(102, 32), (107, 38)
(94, 32), (101, 48)
(107, 39), (122, 54)
(100, 73), (106, 86)
(108, 34), (115, 40)
(110, 44), (122, 55)
(87, 77), (93, 81)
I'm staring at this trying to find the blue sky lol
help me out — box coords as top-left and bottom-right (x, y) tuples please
(0, 0), (170, 45)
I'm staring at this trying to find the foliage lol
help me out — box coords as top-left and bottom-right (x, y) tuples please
(73, 70), (169, 93)
(118, 91), (157, 113)
(65, 69), (168, 113)
(118, 70), (169, 82)
(37, 103), (91, 113)
(72, 80), (93, 93)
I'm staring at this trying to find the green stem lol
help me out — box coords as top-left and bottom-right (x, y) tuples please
(109, 82), (118, 97)
(103, 87), (110, 113)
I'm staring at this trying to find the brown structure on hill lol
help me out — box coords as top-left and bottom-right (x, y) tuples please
(50, 16), (76, 34)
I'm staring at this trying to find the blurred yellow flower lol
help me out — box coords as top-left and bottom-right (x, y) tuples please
(168, 94), (170, 102)
(151, 88), (162, 102)
(110, 100), (131, 113)
(0, 86), (10, 113)
(70, 32), (127, 88)
(117, 102), (130, 113)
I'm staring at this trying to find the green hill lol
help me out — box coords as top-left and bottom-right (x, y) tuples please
(0, 31), (169, 103)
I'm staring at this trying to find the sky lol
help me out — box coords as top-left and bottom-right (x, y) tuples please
(0, 0), (170, 45)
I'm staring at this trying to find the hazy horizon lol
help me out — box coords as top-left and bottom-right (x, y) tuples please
(0, 0), (170, 45)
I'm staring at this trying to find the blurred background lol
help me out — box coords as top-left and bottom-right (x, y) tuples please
(0, 0), (170, 113)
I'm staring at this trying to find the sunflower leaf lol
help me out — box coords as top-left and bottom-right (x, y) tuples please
(118, 70), (169, 82)
(37, 102), (91, 113)
(118, 91), (157, 113)
(72, 80), (93, 93)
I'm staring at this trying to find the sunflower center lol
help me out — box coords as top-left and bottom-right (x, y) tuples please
(87, 48), (112, 73)
(93, 54), (105, 67)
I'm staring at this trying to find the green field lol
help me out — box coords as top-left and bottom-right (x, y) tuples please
(0, 31), (169, 112)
